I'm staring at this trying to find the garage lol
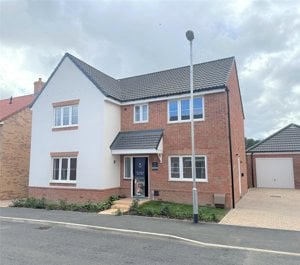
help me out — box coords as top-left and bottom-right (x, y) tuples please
(247, 123), (300, 189)
(256, 158), (294, 188)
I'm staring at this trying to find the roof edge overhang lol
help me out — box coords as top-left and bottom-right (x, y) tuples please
(111, 148), (160, 155)
(246, 151), (300, 155)
(105, 87), (226, 106)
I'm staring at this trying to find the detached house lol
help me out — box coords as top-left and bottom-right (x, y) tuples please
(29, 53), (247, 208)
(0, 78), (43, 199)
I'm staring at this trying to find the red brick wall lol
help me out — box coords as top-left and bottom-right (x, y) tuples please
(29, 187), (120, 203)
(120, 92), (234, 207)
(247, 153), (300, 189)
(0, 108), (32, 200)
(226, 62), (248, 204)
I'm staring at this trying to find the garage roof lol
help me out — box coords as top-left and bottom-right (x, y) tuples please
(247, 123), (300, 153)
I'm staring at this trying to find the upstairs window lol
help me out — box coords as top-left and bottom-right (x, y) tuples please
(54, 105), (78, 127)
(134, 104), (148, 123)
(168, 97), (203, 122)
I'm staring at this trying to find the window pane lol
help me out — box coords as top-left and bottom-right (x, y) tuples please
(183, 157), (192, 178)
(61, 158), (68, 180)
(124, 157), (131, 179)
(170, 157), (180, 178)
(70, 158), (77, 181)
(135, 106), (140, 122)
(54, 108), (61, 126)
(71, 105), (78, 125)
(63, 107), (70, 126)
(53, 159), (60, 180)
(169, 101), (178, 121)
(181, 99), (190, 120)
(196, 157), (206, 179)
(194, 98), (203, 119)
(142, 105), (148, 121)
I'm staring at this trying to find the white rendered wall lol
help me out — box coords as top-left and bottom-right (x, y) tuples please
(29, 57), (120, 189)
(102, 100), (121, 189)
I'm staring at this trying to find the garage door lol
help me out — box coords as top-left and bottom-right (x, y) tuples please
(256, 158), (295, 188)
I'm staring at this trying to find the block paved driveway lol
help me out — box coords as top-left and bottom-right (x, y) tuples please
(220, 188), (300, 231)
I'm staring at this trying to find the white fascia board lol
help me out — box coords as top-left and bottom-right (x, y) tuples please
(247, 152), (300, 155)
(104, 88), (225, 106)
(112, 149), (158, 155)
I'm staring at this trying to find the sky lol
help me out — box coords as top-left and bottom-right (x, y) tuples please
(0, 0), (299, 139)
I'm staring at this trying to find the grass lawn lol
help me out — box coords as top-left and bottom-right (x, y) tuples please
(127, 200), (228, 222)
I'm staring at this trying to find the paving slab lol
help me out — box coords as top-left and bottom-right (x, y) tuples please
(220, 188), (300, 231)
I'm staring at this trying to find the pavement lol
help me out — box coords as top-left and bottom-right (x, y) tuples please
(1, 207), (300, 255)
(220, 188), (300, 231)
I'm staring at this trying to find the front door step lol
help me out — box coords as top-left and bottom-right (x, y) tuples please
(99, 198), (149, 215)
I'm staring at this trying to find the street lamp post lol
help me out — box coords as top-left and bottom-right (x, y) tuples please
(186, 30), (198, 224)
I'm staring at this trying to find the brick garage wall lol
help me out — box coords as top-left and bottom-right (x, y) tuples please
(248, 153), (300, 189)
(0, 108), (32, 200)
(29, 187), (120, 203)
(226, 62), (248, 204)
(120, 92), (234, 208)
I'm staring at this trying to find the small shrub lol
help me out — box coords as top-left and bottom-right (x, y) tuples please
(58, 200), (67, 210)
(115, 208), (122, 216)
(129, 199), (140, 214)
(145, 209), (154, 217)
(160, 204), (170, 216)
(35, 197), (46, 209)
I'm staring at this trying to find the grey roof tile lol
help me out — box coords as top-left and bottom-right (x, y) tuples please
(110, 129), (163, 150)
(66, 53), (234, 102)
(247, 124), (300, 153)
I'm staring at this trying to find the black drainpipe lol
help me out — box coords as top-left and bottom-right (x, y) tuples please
(226, 87), (235, 208)
(251, 152), (254, 188)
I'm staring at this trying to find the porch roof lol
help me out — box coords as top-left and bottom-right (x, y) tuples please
(110, 129), (163, 155)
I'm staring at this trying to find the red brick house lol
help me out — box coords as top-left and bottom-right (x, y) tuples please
(0, 79), (44, 199)
(247, 123), (300, 189)
(29, 53), (247, 208)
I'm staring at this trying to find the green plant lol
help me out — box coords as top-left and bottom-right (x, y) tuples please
(129, 199), (140, 214)
(160, 204), (170, 216)
(115, 208), (122, 216)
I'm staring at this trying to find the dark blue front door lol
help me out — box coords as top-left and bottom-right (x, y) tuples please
(133, 157), (148, 197)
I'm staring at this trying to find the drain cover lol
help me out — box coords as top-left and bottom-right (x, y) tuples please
(36, 226), (51, 230)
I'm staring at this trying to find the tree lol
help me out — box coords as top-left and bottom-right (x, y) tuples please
(245, 138), (260, 149)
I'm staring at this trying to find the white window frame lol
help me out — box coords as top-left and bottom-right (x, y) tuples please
(53, 105), (78, 128)
(167, 97), (204, 123)
(133, 104), (148, 123)
(124, 156), (133, 179)
(51, 157), (77, 183)
(168, 155), (208, 182)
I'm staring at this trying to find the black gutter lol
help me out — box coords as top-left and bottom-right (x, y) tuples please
(226, 87), (235, 208)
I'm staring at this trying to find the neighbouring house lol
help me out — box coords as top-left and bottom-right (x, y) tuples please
(247, 123), (300, 189)
(0, 78), (44, 200)
(29, 53), (247, 208)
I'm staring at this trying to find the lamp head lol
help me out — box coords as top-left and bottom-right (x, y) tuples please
(186, 30), (194, 41)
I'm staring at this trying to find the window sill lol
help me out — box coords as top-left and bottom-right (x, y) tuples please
(52, 125), (78, 131)
(168, 179), (208, 183)
(50, 182), (77, 187)
(133, 121), (148, 124)
(123, 178), (132, 180)
(167, 118), (204, 124)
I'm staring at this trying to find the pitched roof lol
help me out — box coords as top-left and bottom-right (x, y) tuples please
(247, 124), (300, 153)
(0, 94), (35, 121)
(110, 129), (163, 151)
(67, 53), (234, 102)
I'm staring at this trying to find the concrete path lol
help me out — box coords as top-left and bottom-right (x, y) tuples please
(220, 188), (300, 231)
(99, 198), (149, 215)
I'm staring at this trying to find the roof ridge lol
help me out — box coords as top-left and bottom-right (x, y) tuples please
(246, 123), (300, 152)
(119, 56), (235, 81)
(0, 93), (34, 102)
